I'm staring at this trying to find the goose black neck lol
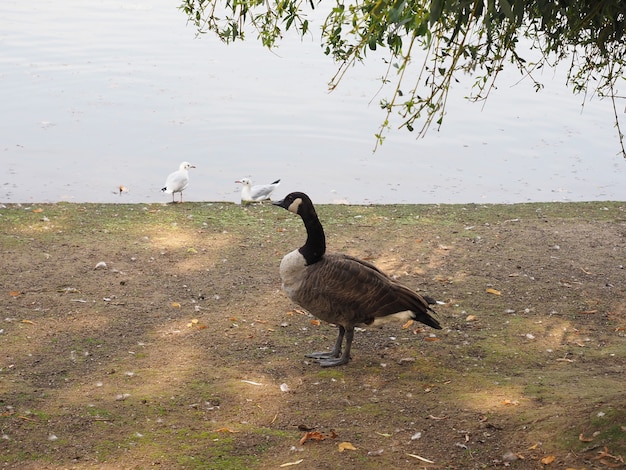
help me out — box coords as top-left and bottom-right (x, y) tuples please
(298, 208), (326, 265)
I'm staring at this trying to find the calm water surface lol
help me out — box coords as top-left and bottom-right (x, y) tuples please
(1, 0), (625, 204)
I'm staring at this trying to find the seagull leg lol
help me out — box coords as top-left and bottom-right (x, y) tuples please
(319, 327), (353, 367)
(306, 325), (344, 360)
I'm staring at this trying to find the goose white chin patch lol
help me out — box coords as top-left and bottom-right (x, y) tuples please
(288, 197), (302, 214)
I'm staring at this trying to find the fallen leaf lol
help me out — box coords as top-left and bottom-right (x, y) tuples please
(9, 291), (21, 297)
(578, 433), (594, 442)
(171, 302), (181, 308)
(578, 310), (598, 314)
(32, 208), (44, 213)
(21, 319), (35, 325)
(528, 443), (540, 450)
(424, 337), (440, 342)
(375, 432), (392, 437)
(279, 459), (303, 467)
(338, 442), (357, 452)
(299, 431), (326, 445)
(299, 429), (337, 445)
(486, 288), (501, 296)
(540, 455), (555, 465)
(465, 314), (478, 322)
(310, 319), (321, 326)
(502, 399), (520, 406)
(402, 319), (414, 329)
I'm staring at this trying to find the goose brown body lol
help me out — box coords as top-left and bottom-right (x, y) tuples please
(273, 192), (442, 367)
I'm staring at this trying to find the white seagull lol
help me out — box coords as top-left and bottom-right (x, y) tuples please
(162, 161), (195, 203)
(235, 177), (281, 204)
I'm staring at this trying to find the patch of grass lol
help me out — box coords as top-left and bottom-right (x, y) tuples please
(316, 369), (344, 380)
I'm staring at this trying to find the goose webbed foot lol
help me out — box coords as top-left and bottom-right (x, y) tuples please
(306, 326), (354, 367)
(318, 352), (351, 367)
(305, 324), (344, 360)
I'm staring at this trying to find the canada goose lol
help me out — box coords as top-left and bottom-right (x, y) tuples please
(273, 192), (442, 367)
(236, 178), (280, 203)
(161, 161), (195, 203)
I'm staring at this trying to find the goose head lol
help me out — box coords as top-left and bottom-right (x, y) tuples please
(272, 192), (311, 215)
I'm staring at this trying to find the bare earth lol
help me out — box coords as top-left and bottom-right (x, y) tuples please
(1, 201), (625, 469)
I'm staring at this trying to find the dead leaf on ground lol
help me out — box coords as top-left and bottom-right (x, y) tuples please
(593, 446), (624, 466)
(338, 442), (357, 452)
(171, 302), (181, 308)
(578, 310), (598, 314)
(299, 431), (326, 445)
(310, 319), (321, 326)
(578, 433), (594, 442)
(486, 288), (501, 296)
(402, 319), (414, 329)
(299, 430), (338, 445)
(502, 399), (520, 406)
(21, 320), (35, 325)
(540, 455), (555, 465)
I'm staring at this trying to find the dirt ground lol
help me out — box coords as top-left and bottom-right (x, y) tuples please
(1, 200), (625, 469)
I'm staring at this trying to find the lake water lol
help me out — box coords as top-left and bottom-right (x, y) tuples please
(1, 0), (625, 205)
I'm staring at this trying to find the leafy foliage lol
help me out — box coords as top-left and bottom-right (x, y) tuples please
(180, 0), (626, 155)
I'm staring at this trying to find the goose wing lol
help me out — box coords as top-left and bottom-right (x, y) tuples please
(295, 253), (440, 329)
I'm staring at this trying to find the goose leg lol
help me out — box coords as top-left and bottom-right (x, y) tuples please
(306, 325), (345, 360)
(319, 327), (353, 367)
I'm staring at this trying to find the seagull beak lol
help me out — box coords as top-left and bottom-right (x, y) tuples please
(272, 199), (284, 207)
